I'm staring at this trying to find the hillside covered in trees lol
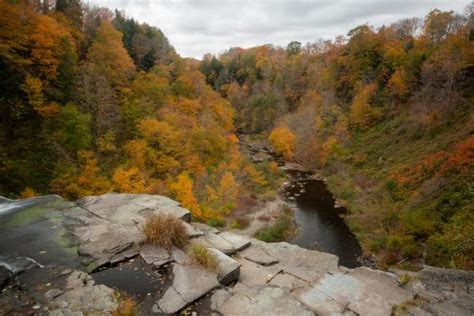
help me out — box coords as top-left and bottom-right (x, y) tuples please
(0, 1), (473, 271)
(0, 0), (281, 225)
(200, 8), (474, 269)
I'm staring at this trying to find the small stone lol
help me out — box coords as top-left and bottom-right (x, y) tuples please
(33, 305), (40, 310)
(45, 289), (65, 300)
(152, 304), (161, 314)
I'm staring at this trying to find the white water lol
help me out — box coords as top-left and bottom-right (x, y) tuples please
(0, 195), (59, 216)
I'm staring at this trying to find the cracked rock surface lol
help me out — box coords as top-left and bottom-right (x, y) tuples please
(1, 193), (472, 315)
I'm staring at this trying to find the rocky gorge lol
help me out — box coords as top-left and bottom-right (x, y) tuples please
(0, 193), (473, 315)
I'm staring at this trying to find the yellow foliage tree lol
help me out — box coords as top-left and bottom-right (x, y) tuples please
(112, 167), (147, 193)
(87, 21), (135, 87)
(21, 75), (60, 116)
(244, 164), (268, 187)
(51, 150), (111, 199)
(349, 83), (380, 130)
(269, 126), (296, 160)
(123, 140), (148, 169)
(321, 136), (338, 166)
(219, 172), (239, 213)
(169, 173), (203, 219)
(20, 187), (37, 198)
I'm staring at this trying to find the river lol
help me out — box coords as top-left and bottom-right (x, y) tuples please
(281, 170), (362, 268)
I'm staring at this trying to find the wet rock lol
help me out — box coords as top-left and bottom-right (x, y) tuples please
(207, 248), (240, 285)
(140, 245), (171, 267)
(295, 267), (414, 315)
(0, 254), (41, 275)
(50, 271), (117, 314)
(239, 245), (279, 266)
(0, 266), (10, 289)
(158, 263), (219, 314)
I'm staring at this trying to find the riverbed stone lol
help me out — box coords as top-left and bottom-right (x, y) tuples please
(217, 284), (314, 316)
(237, 258), (281, 286)
(218, 232), (251, 253)
(157, 286), (187, 314)
(139, 245), (171, 266)
(183, 221), (205, 238)
(77, 193), (191, 223)
(295, 267), (414, 316)
(50, 270), (117, 314)
(207, 248), (240, 285)
(45, 288), (65, 300)
(73, 193), (192, 265)
(158, 263), (219, 313)
(195, 233), (234, 254)
(255, 240), (339, 283)
(410, 265), (474, 316)
(268, 272), (308, 289)
(252, 152), (272, 163)
(239, 245), (279, 266)
(191, 222), (219, 234)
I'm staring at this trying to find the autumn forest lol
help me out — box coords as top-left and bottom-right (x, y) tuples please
(0, 1), (473, 270)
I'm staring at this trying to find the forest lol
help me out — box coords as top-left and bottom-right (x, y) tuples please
(0, 1), (473, 270)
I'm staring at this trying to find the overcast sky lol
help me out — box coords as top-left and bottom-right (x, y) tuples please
(87, 0), (469, 59)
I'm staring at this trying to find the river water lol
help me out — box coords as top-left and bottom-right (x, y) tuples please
(282, 171), (362, 268)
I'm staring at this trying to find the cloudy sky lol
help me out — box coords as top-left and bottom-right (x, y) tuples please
(87, 0), (469, 59)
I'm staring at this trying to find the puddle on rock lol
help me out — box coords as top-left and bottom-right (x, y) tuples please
(92, 258), (172, 303)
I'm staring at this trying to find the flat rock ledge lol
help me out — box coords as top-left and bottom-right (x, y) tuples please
(1, 193), (473, 315)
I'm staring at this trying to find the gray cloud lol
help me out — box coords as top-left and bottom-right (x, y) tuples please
(87, 0), (469, 59)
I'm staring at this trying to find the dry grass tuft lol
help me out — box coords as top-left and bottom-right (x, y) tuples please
(143, 214), (188, 250)
(187, 243), (218, 271)
(112, 294), (139, 316)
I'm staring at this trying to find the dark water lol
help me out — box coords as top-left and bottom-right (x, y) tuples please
(92, 259), (172, 302)
(283, 176), (362, 268)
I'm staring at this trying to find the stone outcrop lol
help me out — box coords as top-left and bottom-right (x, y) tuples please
(1, 193), (473, 315)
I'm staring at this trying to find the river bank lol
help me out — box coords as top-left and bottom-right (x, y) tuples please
(237, 134), (363, 268)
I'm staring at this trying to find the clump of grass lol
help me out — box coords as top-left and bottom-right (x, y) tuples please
(230, 217), (250, 229)
(187, 243), (218, 271)
(112, 293), (139, 316)
(143, 214), (188, 250)
(254, 207), (295, 242)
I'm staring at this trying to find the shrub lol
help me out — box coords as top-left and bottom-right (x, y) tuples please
(188, 243), (218, 271)
(143, 214), (188, 250)
(379, 235), (422, 268)
(207, 217), (225, 228)
(230, 217), (250, 229)
(254, 208), (295, 242)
